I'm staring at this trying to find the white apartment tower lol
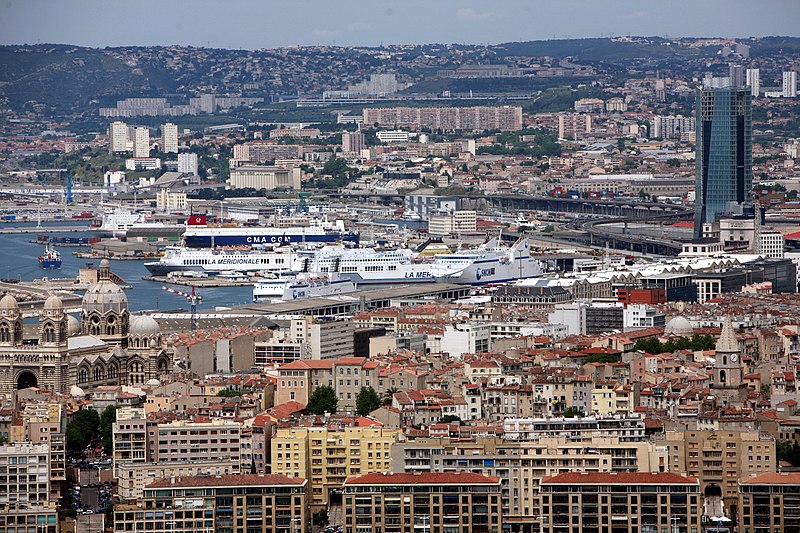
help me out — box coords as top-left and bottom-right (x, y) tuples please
(783, 71), (797, 98)
(133, 127), (150, 158)
(746, 68), (760, 97)
(161, 122), (178, 153)
(109, 121), (129, 153)
(177, 152), (199, 175)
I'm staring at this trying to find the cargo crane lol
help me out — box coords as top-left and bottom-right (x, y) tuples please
(162, 285), (202, 331)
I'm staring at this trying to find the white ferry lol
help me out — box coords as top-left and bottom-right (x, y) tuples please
(298, 245), (464, 284)
(144, 246), (300, 276)
(95, 208), (184, 238)
(253, 273), (358, 303)
(430, 237), (543, 285)
(182, 217), (358, 248)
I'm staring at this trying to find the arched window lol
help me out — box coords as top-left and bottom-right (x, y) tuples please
(0, 324), (9, 343)
(108, 366), (117, 380)
(79, 368), (88, 384)
(719, 369), (727, 384)
(94, 367), (103, 382)
(43, 324), (55, 343)
(14, 322), (21, 342)
(59, 323), (66, 340)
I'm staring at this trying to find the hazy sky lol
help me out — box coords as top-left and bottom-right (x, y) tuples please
(1, 0), (798, 49)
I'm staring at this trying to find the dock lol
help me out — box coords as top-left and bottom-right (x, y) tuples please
(0, 225), (94, 234)
(0, 281), (82, 317)
(220, 283), (471, 316)
(143, 275), (256, 287)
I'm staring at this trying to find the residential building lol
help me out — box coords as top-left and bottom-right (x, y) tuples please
(177, 152), (199, 175)
(11, 402), (66, 484)
(738, 472), (800, 533)
(341, 132), (366, 154)
(0, 442), (58, 533)
(622, 304), (666, 332)
(114, 474), (309, 533)
(134, 126), (150, 158)
(342, 472), (503, 533)
(428, 210), (477, 236)
(376, 130), (413, 143)
(271, 425), (400, 510)
(746, 68), (760, 97)
(784, 70), (798, 98)
(161, 122), (178, 153)
(116, 459), (240, 500)
(109, 120), (129, 153)
(230, 165), (301, 190)
(694, 86), (752, 234)
(538, 472), (701, 533)
(364, 106), (523, 132)
(656, 430), (774, 512)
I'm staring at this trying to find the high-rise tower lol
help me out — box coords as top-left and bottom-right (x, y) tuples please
(694, 86), (752, 236)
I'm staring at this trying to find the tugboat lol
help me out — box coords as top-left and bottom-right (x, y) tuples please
(38, 245), (62, 269)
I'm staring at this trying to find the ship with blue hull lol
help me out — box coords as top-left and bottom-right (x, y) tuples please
(182, 220), (358, 248)
(38, 245), (62, 269)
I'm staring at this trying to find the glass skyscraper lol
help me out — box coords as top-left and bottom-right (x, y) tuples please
(694, 86), (752, 235)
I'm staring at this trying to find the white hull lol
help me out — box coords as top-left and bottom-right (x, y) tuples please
(253, 275), (357, 302)
(145, 247), (300, 276)
(431, 237), (543, 285)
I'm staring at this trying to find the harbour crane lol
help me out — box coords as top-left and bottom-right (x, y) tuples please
(161, 285), (202, 332)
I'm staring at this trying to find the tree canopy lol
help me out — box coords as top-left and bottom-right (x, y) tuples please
(634, 334), (716, 355)
(355, 386), (382, 416)
(66, 408), (101, 453)
(307, 385), (338, 415)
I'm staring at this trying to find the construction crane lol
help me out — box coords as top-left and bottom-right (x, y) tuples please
(162, 285), (202, 331)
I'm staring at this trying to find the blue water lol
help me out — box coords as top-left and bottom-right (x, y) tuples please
(0, 222), (254, 312)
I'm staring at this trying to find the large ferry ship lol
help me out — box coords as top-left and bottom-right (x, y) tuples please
(430, 237), (543, 285)
(253, 273), (357, 303)
(182, 216), (358, 248)
(95, 208), (184, 239)
(298, 245), (464, 284)
(144, 247), (301, 276)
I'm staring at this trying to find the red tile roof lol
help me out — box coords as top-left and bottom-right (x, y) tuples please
(148, 474), (306, 488)
(741, 472), (800, 485)
(344, 472), (500, 486)
(541, 472), (697, 485)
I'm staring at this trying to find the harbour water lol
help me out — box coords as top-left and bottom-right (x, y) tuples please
(0, 222), (253, 312)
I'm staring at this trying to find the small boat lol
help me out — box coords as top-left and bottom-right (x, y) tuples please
(38, 245), (62, 269)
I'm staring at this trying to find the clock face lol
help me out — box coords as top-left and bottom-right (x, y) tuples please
(730, 354), (738, 363)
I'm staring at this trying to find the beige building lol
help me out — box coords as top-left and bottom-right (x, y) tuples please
(538, 472), (701, 533)
(342, 472), (503, 533)
(391, 434), (665, 530)
(10, 402), (66, 485)
(114, 474), (309, 533)
(108, 120), (129, 153)
(271, 425), (400, 510)
(161, 122), (178, 153)
(155, 188), (187, 211)
(657, 429), (774, 512)
(230, 165), (301, 190)
(363, 105), (522, 131)
(428, 210), (477, 236)
(738, 472), (800, 533)
(275, 359), (334, 406)
(116, 459), (240, 500)
(133, 126), (150, 158)
(0, 442), (58, 533)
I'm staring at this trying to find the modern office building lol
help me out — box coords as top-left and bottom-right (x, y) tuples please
(342, 472), (503, 533)
(133, 126), (151, 158)
(538, 472), (701, 533)
(161, 122), (178, 153)
(109, 120), (129, 153)
(114, 474), (309, 533)
(694, 86), (752, 235)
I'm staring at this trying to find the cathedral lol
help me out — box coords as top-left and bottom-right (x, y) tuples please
(0, 259), (174, 398)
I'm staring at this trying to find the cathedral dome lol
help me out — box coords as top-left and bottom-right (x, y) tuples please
(82, 259), (128, 315)
(130, 315), (161, 337)
(66, 314), (81, 337)
(43, 294), (64, 312)
(0, 293), (19, 315)
(664, 316), (693, 337)
(70, 385), (86, 398)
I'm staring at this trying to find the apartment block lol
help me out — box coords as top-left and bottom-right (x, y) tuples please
(161, 122), (178, 153)
(657, 430), (774, 511)
(271, 425), (400, 510)
(117, 459), (241, 500)
(0, 442), (58, 533)
(363, 106), (522, 132)
(11, 402), (66, 483)
(114, 474), (309, 533)
(230, 165), (301, 190)
(342, 472), (503, 533)
(391, 435), (665, 530)
(538, 472), (701, 533)
(739, 472), (800, 533)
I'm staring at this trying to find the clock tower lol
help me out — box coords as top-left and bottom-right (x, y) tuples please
(711, 316), (747, 407)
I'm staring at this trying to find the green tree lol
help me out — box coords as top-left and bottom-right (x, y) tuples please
(355, 386), (382, 416)
(66, 424), (87, 453)
(634, 337), (664, 355)
(100, 405), (118, 455)
(66, 408), (101, 453)
(777, 440), (800, 466)
(217, 389), (244, 397)
(307, 385), (338, 415)
(563, 407), (586, 418)
(760, 384), (771, 401)
(439, 415), (462, 424)
(584, 353), (620, 364)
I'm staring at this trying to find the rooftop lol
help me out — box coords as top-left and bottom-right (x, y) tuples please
(344, 472), (500, 486)
(148, 474), (306, 489)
